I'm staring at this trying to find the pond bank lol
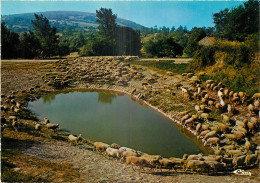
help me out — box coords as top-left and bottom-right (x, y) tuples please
(1, 58), (259, 182)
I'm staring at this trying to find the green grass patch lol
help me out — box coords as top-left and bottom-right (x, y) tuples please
(129, 60), (188, 74)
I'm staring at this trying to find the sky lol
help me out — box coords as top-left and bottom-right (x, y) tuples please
(1, 1), (245, 29)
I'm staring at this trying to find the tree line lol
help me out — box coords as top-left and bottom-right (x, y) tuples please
(1, 0), (259, 59)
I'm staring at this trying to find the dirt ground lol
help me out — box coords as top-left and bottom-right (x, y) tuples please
(1, 60), (259, 182)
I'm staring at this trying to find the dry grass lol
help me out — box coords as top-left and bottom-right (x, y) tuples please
(1, 123), (82, 182)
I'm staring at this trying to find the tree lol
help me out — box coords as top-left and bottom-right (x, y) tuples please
(213, 0), (259, 41)
(184, 28), (206, 57)
(115, 26), (141, 56)
(95, 8), (117, 55)
(1, 23), (20, 59)
(31, 14), (59, 58)
(143, 35), (183, 58)
(20, 31), (41, 59)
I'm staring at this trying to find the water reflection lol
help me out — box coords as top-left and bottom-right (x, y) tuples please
(42, 94), (56, 104)
(98, 93), (117, 104)
(29, 90), (206, 158)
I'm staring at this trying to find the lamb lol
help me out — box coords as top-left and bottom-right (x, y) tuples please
(200, 113), (209, 122)
(158, 158), (176, 171)
(254, 99), (259, 110)
(221, 134), (237, 141)
(218, 123), (228, 133)
(206, 80), (213, 84)
(93, 142), (109, 152)
(206, 161), (226, 173)
(232, 130), (245, 140)
(235, 120), (246, 128)
(110, 143), (120, 149)
(117, 147), (136, 158)
(121, 150), (138, 161)
(217, 89), (224, 99)
(183, 92), (190, 100)
(35, 123), (41, 131)
(251, 93), (260, 100)
(168, 157), (185, 169)
(233, 126), (247, 135)
(184, 116), (197, 127)
(177, 111), (189, 117)
(185, 160), (208, 173)
(221, 145), (236, 151)
(181, 114), (191, 124)
(204, 137), (220, 148)
(208, 100), (214, 109)
(227, 104), (232, 116)
(244, 138), (251, 153)
(44, 117), (50, 124)
(106, 147), (119, 159)
(224, 89), (229, 98)
(200, 105), (206, 112)
(68, 134), (81, 145)
(186, 154), (204, 161)
(198, 130), (211, 139)
(229, 91), (234, 99)
(226, 150), (243, 158)
(245, 152), (258, 167)
(247, 117), (257, 133)
(46, 123), (59, 131)
(221, 114), (229, 124)
(215, 103), (221, 111)
(203, 131), (217, 140)
(125, 156), (150, 171)
(248, 104), (254, 116)
(210, 83), (215, 91)
(195, 123), (202, 135)
(232, 155), (246, 169)
(195, 105), (200, 112)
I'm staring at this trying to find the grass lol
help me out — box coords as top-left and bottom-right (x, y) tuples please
(129, 60), (188, 74)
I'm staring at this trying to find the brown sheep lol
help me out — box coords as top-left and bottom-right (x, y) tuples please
(221, 114), (230, 124)
(248, 104), (254, 116)
(218, 123), (228, 133)
(252, 93), (260, 100)
(204, 137), (220, 148)
(245, 153), (258, 167)
(125, 156), (150, 171)
(195, 123), (202, 135)
(93, 142), (109, 152)
(198, 130), (211, 139)
(226, 150), (243, 158)
(221, 134), (237, 141)
(244, 138), (251, 153)
(233, 155), (246, 169)
(185, 160), (209, 173)
(204, 131), (217, 140)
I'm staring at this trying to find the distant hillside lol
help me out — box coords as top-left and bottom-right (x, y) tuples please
(1, 11), (147, 32)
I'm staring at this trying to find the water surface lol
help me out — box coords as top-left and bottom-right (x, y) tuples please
(29, 90), (206, 158)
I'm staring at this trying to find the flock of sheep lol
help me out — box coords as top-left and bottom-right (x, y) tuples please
(1, 56), (259, 175)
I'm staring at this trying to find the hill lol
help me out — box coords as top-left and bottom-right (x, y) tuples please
(1, 11), (147, 32)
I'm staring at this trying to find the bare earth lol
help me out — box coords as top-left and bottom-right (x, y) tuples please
(1, 59), (259, 183)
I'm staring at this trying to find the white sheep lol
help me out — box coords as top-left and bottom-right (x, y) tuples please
(200, 113), (209, 122)
(68, 134), (81, 145)
(106, 147), (119, 159)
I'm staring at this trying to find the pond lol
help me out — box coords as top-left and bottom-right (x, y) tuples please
(29, 90), (207, 158)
